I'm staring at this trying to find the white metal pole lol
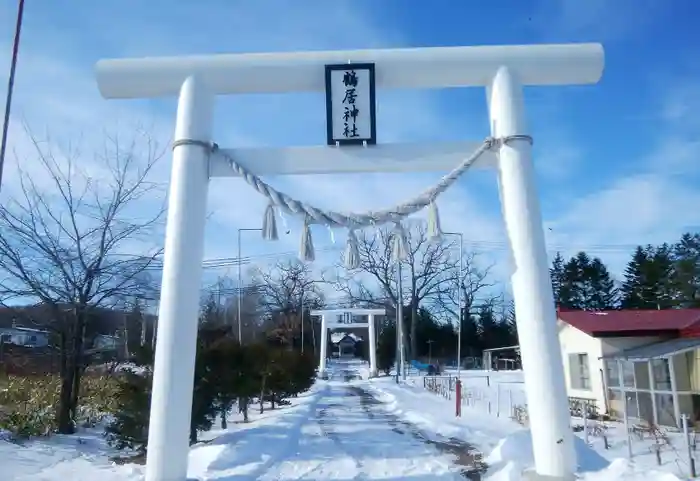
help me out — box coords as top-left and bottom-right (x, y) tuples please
(397, 262), (406, 380)
(618, 360), (633, 460)
(237, 229), (242, 343)
(457, 233), (463, 379)
(395, 289), (400, 383)
(146, 75), (213, 481)
(301, 298), (304, 354)
(319, 314), (328, 376)
(489, 66), (575, 478)
(368, 314), (378, 377)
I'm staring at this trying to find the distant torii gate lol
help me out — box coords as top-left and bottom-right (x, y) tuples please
(312, 308), (383, 377)
(95, 42), (604, 481)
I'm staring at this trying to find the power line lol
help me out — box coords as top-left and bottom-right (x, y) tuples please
(131, 234), (693, 274)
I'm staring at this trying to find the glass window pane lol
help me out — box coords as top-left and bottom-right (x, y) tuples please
(605, 360), (620, 387)
(676, 394), (700, 428)
(638, 391), (654, 424)
(625, 391), (639, 419)
(607, 389), (622, 419)
(688, 351), (700, 392)
(652, 359), (672, 391)
(622, 361), (635, 388)
(690, 394), (700, 427)
(673, 353), (692, 392)
(568, 353), (591, 390)
(634, 361), (650, 389)
(655, 393), (676, 427)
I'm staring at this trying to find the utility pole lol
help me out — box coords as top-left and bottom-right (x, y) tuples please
(444, 232), (463, 378)
(0, 0), (25, 192)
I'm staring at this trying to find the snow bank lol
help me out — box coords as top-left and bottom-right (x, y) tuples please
(580, 459), (683, 481)
(370, 372), (687, 481)
(483, 429), (609, 479)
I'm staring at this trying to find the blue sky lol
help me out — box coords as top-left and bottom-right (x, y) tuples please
(0, 0), (699, 300)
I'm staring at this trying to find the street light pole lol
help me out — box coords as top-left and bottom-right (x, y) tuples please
(444, 232), (463, 379)
(397, 261), (406, 381)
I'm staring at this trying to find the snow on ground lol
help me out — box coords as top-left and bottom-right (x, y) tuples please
(0, 360), (471, 480)
(368, 367), (693, 480)
(1, 360), (694, 480)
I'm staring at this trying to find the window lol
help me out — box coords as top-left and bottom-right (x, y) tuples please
(652, 358), (672, 391)
(605, 360), (620, 387)
(622, 361), (635, 388)
(0, 334), (10, 342)
(569, 353), (591, 390)
(634, 361), (650, 389)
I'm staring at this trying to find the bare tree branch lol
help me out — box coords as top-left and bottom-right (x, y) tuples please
(0, 127), (166, 433)
(325, 224), (458, 356)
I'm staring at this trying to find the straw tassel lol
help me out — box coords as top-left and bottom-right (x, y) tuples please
(427, 201), (443, 241)
(391, 222), (409, 262)
(261, 202), (279, 241)
(344, 229), (361, 269)
(299, 216), (315, 262)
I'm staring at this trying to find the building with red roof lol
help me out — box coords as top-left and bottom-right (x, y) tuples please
(558, 308), (700, 428)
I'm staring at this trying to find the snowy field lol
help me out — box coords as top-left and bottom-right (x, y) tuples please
(379, 366), (695, 480)
(0, 360), (695, 480)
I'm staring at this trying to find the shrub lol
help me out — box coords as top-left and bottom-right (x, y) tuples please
(0, 373), (122, 441)
(0, 375), (60, 439)
(77, 375), (120, 427)
(104, 332), (320, 454)
(104, 368), (152, 453)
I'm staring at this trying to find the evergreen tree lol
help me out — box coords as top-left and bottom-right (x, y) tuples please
(477, 304), (498, 349)
(477, 303), (513, 350)
(585, 258), (618, 309)
(672, 233), (700, 307)
(556, 251), (617, 309)
(503, 301), (518, 344)
(459, 311), (481, 358)
(550, 252), (566, 306)
(376, 320), (396, 375)
(621, 245), (675, 309)
(104, 367), (152, 455)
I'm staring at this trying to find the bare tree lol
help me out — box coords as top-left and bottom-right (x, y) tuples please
(327, 224), (456, 357)
(431, 251), (500, 324)
(0, 129), (165, 433)
(254, 259), (324, 348)
(197, 274), (265, 343)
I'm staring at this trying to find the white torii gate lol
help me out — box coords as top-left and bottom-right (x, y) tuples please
(312, 308), (383, 377)
(95, 42), (604, 481)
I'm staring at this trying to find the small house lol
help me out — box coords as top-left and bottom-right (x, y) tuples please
(330, 332), (362, 357)
(0, 323), (50, 348)
(558, 308), (700, 427)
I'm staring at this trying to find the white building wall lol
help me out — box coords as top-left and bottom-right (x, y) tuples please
(557, 319), (667, 415)
(557, 320), (605, 413)
(0, 328), (49, 347)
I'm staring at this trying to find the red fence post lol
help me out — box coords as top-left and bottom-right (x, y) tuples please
(455, 378), (462, 417)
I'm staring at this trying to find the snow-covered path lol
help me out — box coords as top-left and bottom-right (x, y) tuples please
(196, 381), (480, 480)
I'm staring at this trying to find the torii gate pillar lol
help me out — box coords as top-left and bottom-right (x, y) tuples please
(314, 308), (382, 378)
(95, 42), (603, 481)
